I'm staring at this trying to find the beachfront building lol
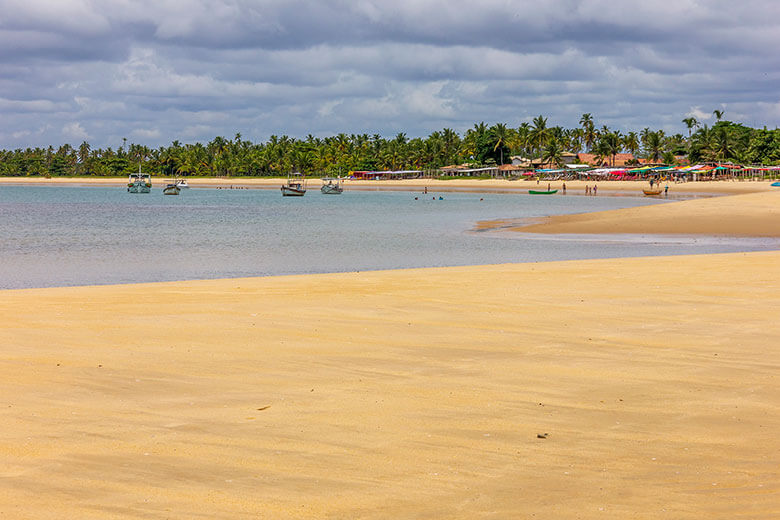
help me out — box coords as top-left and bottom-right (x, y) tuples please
(510, 156), (532, 168)
(438, 166), (500, 177)
(577, 153), (637, 167)
(350, 170), (423, 180)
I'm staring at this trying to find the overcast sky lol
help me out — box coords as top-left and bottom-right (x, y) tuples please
(1, 0), (779, 149)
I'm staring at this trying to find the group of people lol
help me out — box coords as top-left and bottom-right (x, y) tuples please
(584, 184), (598, 195)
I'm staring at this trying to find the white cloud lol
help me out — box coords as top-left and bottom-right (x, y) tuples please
(62, 122), (88, 140)
(1, 0), (780, 149)
(131, 128), (161, 139)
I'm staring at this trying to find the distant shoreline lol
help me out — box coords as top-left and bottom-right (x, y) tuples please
(0, 176), (775, 196)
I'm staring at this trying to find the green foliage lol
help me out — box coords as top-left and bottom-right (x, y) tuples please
(3, 116), (780, 178)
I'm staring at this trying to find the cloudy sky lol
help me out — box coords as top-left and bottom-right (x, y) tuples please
(1, 0), (779, 149)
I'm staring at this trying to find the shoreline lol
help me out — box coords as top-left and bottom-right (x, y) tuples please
(1, 176), (777, 196)
(2, 252), (778, 518)
(477, 190), (780, 238)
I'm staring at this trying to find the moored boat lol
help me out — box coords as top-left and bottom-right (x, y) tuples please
(127, 165), (151, 193)
(643, 189), (663, 196)
(176, 179), (190, 189)
(528, 189), (558, 195)
(163, 183), (181, 195)
(282, 173), (306, 196)
(320, 177), (343, 194)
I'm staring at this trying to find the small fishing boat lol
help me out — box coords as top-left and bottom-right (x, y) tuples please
(771, 181), (780, 187)
(528, 189), (558, 195)
(127, 165), (151, 193)
(281, 173), (306, 196)
(163, 183), (181, 195)
(320, 177), (343, 194)
(643, 189), (663, 196)
(176, 179), (190, 189)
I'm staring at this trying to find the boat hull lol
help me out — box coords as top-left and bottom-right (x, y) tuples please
(321, 185), (343, 195)
(281, 187), (306, 196)
(643, 189), (663, 196)
(528, 189), (558, 195)
(128, 182), (151, 193)
(163, 185), (181, 195)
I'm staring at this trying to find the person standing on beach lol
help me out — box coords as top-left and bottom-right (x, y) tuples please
(585, 185), (589, 195)
(593, 185), (597, 195)
(562, 182), (566, 194)
(665, 184), (669, 196)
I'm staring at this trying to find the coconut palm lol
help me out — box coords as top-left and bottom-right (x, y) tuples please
(528, 116), (550, 158)
(711, 127), (733, 161)
(598, 131), (622, 166)
(682, 117), (699, 139)
(580, 115), (597, 152)
(623, 132), (640, 158)
(644, 131), (664, 163)
(541, 137), (564, 168)
(491, 123), (509, 165)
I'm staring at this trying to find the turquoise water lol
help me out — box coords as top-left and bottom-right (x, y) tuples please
(1, 185), (776, 289)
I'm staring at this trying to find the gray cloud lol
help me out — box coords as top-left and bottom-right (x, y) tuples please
(1, 0), (779, 149)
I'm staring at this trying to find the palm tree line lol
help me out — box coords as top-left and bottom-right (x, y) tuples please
(2, 111), (778, 177)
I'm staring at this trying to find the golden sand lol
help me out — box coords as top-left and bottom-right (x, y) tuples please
(2, 185), (778, 517)
(1, 251), (778, 518)
(490, 190), (780, 237)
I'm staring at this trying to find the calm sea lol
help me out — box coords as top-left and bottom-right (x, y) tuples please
(1, 185), (776, 289)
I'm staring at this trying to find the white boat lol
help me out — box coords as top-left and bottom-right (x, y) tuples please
(281, 173), (306, 196)
(176, 179), (190, 189)
(320, 177), (344, 194)
(127, 165), (151, 193)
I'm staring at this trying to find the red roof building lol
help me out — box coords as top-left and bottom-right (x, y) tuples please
(577, 153), (637, 166)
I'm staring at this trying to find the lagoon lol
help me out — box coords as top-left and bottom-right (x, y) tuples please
(1, 185), (776, 289)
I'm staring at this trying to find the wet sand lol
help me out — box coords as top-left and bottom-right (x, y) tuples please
(485, 191), (780, 237)
(1, 251), (778, 519)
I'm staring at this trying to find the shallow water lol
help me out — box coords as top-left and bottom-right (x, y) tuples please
(1, 185), (776, 289)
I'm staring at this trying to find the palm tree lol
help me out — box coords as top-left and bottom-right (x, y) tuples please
(711, 127), (733, 161)
(623, 132), (640, 159)
(541, 138), (563, 168)
(515, 122), (531, 156)
(713, 109), (724, 122)
(580, 115), (597, 152)
(682, 117), (699, 139)
(491, 123), (509, 165)
(598, 131), (622, 166)
(529, 116), (550, 158)
(644, 131), (664, 163)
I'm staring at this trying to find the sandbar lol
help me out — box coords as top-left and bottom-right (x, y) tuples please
(482, 190), (780, 237)
(1, 252), (778, 518)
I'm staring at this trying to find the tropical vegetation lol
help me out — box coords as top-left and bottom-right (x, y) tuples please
(2, 113), (779, 177)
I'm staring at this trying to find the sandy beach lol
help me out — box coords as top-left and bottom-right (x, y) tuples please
(479, 190), (780, 237)
(1, 250), (778, 519)
(2, 184), (779, 518)
(1, 175), (778, 195)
